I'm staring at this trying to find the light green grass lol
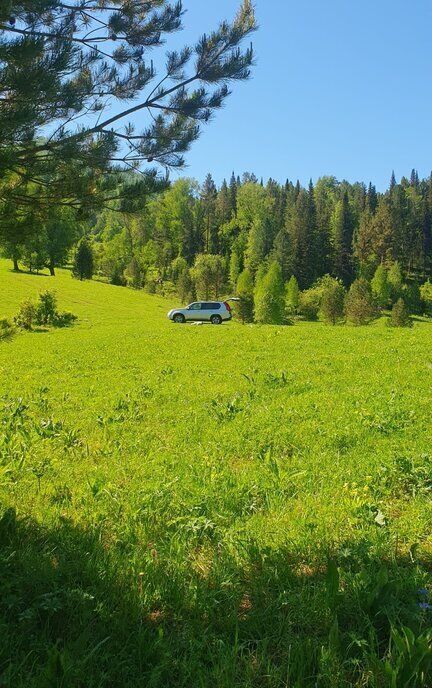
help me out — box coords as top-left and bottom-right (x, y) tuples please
(1, 259), (432, 687)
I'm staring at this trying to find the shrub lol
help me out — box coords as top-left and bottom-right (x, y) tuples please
(388, 298), (413, 328)
(14, 292), (77, 330)
(0, 318), (14, 340)
(14, 300), (36, 330)
(345, 278), (377, 325)
(35, 290), (58, 325)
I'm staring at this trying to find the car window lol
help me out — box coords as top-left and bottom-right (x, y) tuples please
(211, 303), (221, 309)
(189, 303), (201, 310)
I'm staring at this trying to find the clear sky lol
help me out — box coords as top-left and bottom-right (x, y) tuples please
(159, 0), (432, 190)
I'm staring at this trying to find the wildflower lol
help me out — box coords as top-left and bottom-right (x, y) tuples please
(418, 602), (432, 610)
(418, 588), (429, 596)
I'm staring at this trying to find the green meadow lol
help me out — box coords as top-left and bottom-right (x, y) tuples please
(1, 259), (432, 687)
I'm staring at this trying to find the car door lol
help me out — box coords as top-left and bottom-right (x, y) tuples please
(187, 302), (202, 321)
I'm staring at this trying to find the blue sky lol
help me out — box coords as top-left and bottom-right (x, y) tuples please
(155, 0), (432, 190)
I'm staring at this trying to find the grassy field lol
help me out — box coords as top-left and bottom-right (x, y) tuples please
(1, 259), (432, 687)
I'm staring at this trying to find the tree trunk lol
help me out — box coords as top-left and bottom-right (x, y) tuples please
(13, 258), (19, 271)
(49, 264), (55, 276)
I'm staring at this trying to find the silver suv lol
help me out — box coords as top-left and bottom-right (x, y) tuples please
(167, 301), (235, 325)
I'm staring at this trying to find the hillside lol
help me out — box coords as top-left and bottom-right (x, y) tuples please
(1, 260), (432, 687)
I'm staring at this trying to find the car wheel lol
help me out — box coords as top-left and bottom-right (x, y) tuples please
(173, 313), (185, 324)
(210, 314), (222, 325)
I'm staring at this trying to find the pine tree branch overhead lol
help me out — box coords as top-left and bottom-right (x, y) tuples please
(0, 0), (257, 213)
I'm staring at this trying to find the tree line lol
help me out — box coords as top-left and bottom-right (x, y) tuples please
(3, 167), (432, 325)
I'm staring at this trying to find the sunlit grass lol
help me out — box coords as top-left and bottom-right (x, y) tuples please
(1, 259), (432, 686)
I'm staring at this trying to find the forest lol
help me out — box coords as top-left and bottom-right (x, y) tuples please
(3, 168), (432, 324)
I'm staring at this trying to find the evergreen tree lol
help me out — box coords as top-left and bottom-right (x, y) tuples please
(331, 191), (354, 285)
(388, 298), (413, 327)
(345, 278), (376, 325)
(0, 1), (256, 217)
(73, 238), (94, 281)
(371, 264), (391, 308)
(254, 261), (285, 324)
(366, 183), (378, 213)
(201, 174), (218, 253)
(229, 172), (238, 214)
(319, 277), (346, 325)
(286, 189), (315, 288)
(236, 269), (254, 323)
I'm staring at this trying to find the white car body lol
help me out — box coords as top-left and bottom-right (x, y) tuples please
(167, 300), (235, 324)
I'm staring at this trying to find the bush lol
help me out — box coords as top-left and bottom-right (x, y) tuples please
(14, 300), (37, 330)
(0, 318), (14, 340)
(388, 298), (413, 328)
(14, 292), (76, 331)
(35, 290), (58, 325)
(345, 278), (377, 325)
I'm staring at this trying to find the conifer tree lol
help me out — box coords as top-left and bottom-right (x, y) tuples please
(236, 269), (254, 323)
(319, 276), (346, 325)
(0, 1), (256, 218)
(73, 238), (94, 281)
(388, 298), (413, 327)
(331, 191), (354, 285)
(254, 261), (285, 324)
(345, 278), (376, 325)
(201, 174), (218, 254)
(371, 264), (391, 308)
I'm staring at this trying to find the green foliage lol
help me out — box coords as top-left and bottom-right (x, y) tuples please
(388, 298), (413, 328)
(420, 280), (432, 316)
(192, 254), (225, 299)
(371, 264), (391, 308)
(319, 276), (346, 324)
(388, 261), (404, 301)
(254, 261), (285, 324)
(72, 238), (94, 281)
(236, 269), (254, 323)
(13, 290), (76, 330)
(402, 283), (422, 315)
(299, 286), (321, 321)
(0, 318), (14, 340)
(0, 1), (256, 216)
(285, 275), (300, 315)
(13, 299), (36, 330)
(345, 278), (377, 325)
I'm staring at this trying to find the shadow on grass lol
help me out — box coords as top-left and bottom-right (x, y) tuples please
(0, 508), (429, 688)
